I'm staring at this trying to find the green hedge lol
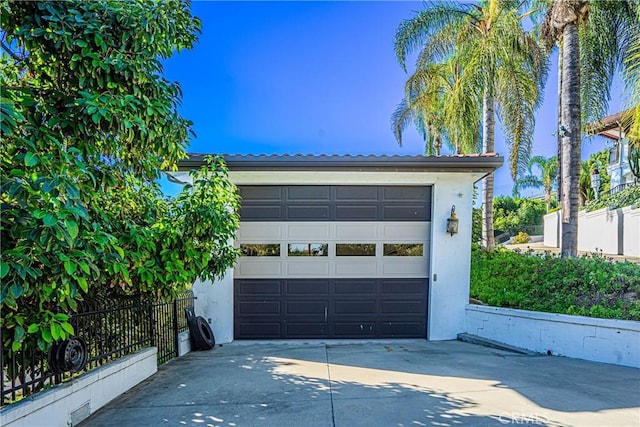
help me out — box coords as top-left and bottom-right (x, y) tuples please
(584, 185), (640, 211)
(470, 245), (640, 320)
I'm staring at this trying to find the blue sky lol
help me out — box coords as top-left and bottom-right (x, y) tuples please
(162, 1), (628, 197)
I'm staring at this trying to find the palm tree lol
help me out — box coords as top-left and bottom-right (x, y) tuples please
(623, 3), (640, 146)
(515, 155), (558, 212)
(395, 0), (546, 249)
(540, 0), (640, 257)
(392, 59), (480, 156)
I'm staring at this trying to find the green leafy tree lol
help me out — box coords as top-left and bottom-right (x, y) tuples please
(395, 0), (546, 250)
(540, 0), (640, 257)
(1, 1), (239, 354)
(578, 150), (611, 205)
(493, 196), (546, 236)
(515, 155), (558, 212)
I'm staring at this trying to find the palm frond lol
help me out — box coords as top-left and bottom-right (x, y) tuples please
(394, 1), (475, 70)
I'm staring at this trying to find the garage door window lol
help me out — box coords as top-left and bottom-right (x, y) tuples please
(383, 243), (423, 256)
(288, 243), (328, 257)
(240, 244), (280, 256)
(336, 243), (376, 256)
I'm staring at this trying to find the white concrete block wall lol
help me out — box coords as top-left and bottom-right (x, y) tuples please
(622, 206), (640, 257)
(544, 207), (639, 256)
(543, 212), (559, 248)
(1, 348), (157, 427)
(577, 208), (622, 254)
(466, 305), (640, 368)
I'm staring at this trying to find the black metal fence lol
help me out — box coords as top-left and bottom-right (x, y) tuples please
(609, 181), (638, 195)
(1, 291), (194, 406)
(153, 292), (194, 365)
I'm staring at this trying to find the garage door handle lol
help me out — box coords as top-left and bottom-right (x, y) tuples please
(324, 307), (328, 322)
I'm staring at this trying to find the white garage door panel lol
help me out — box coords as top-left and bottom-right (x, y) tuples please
(335, 223), (378, 240)
(381, 260), (427, 276)
(237, 222), (284, 240)
(287, 260), (331, 276)
(235, 221), (430, 279)
(288, 223), (331, 239)
(237, 222), (430, 242)
(334, 260), (378, 276)
(382, 223), (431, 240)
(237, 259), (283, 277)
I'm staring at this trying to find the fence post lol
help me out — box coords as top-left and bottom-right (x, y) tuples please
(149, 301), (155, 348)
(173, 298), (179, 358)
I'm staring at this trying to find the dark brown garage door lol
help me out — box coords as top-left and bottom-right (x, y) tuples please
(234, 278), (428, 339)
(234, 185), (431, 340)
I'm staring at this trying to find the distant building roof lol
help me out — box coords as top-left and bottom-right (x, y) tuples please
(585, 109), (634, 140)
(178, 153), (504, 174)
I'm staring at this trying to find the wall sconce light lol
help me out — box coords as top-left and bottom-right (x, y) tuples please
(446, 205), (459, 236)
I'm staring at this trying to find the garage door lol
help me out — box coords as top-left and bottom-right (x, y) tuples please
(234, 185), (431, 339)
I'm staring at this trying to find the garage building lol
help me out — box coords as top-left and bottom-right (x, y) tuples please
(175, 153), (503, 342)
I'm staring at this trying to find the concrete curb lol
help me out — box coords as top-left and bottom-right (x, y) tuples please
(457, 333), (539, 356)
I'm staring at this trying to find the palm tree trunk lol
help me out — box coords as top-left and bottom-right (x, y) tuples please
(481, 89), (495, 250)
(560, 23), (581, 257)
(556, 43), (563, 205)
(545, 191), (551, 213)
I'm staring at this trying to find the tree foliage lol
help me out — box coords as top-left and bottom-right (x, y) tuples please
(394, 0), (547, 250)
(578, 149), (610, 205)
(391, 56), (480, 156)
(515, 155), (558, 212)
(471, 196), (546, 243)
(492, 196), (546, 236)
(0, 1), (240, 354)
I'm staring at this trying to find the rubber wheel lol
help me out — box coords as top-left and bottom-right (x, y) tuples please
(190, 316), (215, 350)
(47, 341), (65, 374)
(47, 337), (88, 374)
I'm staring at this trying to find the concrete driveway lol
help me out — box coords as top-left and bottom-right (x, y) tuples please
(82, 340), (640, 427)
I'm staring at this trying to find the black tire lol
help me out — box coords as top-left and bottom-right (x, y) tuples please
(63, 337), (88, 373)
(48, 337), (88, 374)
(47, 341), (65, 374)
(187, 310), (201, 349)
(192, 316), (215, 350)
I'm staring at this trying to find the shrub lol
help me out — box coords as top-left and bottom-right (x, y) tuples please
(512, 232), (531, 244)
(584, 185), (640, 212)
(470, 245), (640, 320)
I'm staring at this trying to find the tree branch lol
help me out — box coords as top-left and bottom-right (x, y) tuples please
(0, 39), (26, 62)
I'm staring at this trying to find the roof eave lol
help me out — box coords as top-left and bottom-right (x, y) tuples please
(177, 154), (504, 175)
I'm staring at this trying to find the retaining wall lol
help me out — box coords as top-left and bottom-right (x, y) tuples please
(466, 305), (640, 368)
(1, 348), (157, 427)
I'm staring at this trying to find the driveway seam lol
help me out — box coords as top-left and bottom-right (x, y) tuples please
(325, 344), (336, 427)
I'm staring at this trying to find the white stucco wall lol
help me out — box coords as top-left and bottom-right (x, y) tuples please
(543, 211), (559, 248)
(466, 305), (640, 368)
(1, 348), (157, 427)
(428, 178), (474, 340)
(622, 206), (640, 257)
(192, 268), (234, 344)
(544, 207), (639, 256)
(577, 207), (622, 254)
